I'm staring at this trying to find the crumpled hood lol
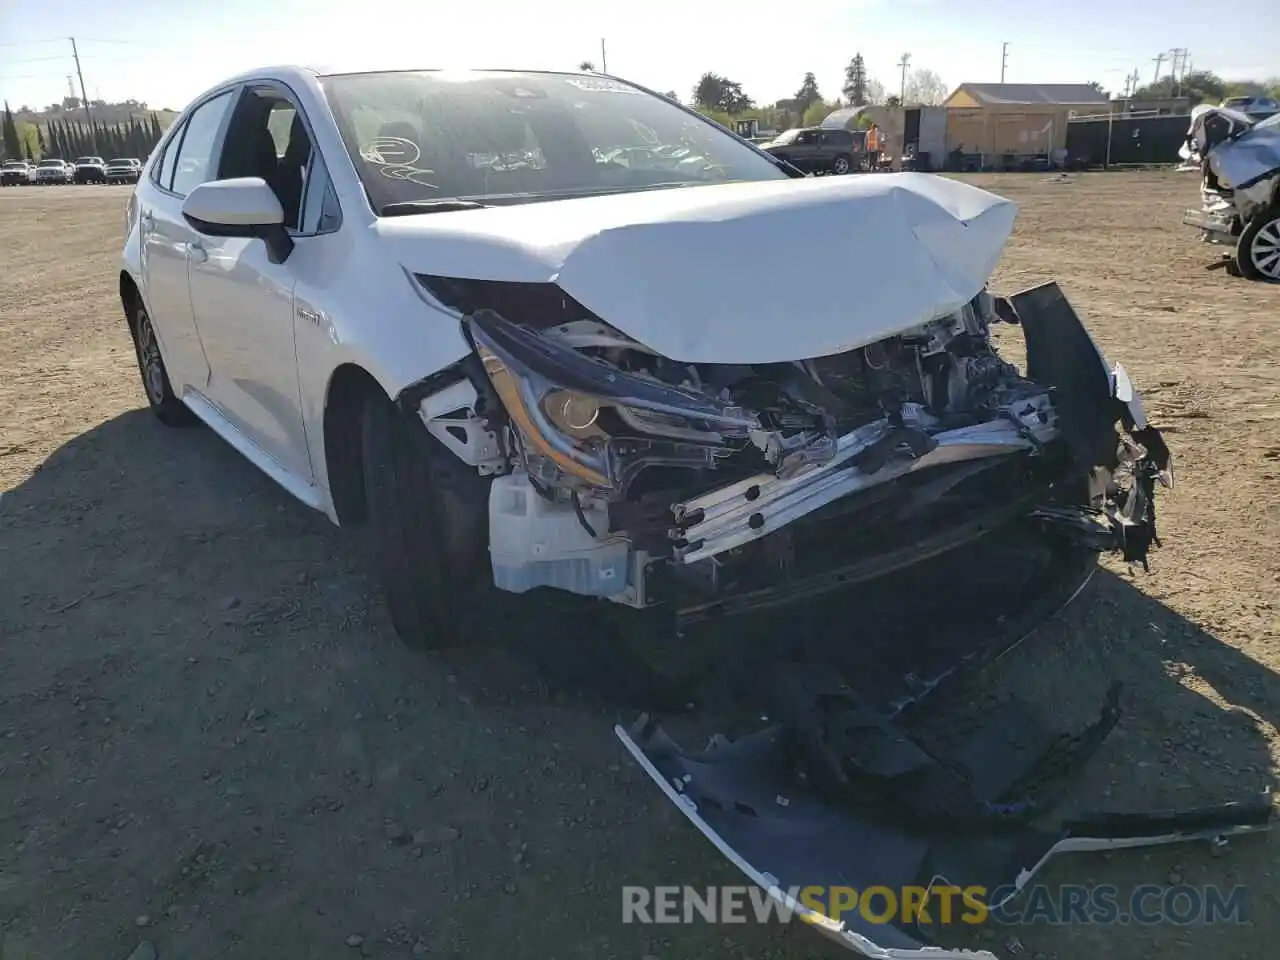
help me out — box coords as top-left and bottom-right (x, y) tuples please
(1185, 107), (1280, 189)
(376, 173), (1017, 364)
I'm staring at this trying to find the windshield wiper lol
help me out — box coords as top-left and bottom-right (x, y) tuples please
(379, 199), (490, 217)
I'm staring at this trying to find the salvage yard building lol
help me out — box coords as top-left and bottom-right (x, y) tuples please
(942, 82), (1110, 169)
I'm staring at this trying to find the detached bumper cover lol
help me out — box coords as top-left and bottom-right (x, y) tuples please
(617, 704), (1271, 960)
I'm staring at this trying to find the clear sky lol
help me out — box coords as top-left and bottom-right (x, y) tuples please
(2, 0), (1275, 112)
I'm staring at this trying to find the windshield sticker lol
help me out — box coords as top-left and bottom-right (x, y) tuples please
(562, 77), (641, 95)
(359, 137), (439, 189)
(627, 120), (660, 146)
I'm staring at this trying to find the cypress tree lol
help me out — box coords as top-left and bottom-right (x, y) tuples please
(1, 102), (22, 161)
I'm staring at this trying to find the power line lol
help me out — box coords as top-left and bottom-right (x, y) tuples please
(0, 36), (140, 46)
(1, 54), (70, 64)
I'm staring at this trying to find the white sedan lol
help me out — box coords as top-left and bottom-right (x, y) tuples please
(114, 65), (1271, 960)
(118, 64), (1172, 648)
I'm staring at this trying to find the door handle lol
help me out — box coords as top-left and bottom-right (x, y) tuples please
(189, 240), (208, 264)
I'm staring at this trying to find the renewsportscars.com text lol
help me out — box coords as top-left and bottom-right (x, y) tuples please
(621, 883), (1250, 927)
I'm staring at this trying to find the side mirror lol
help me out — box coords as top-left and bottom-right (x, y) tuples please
(182, 177), (294, 264)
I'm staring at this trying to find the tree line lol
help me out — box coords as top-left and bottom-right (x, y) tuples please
(683, 55), (948, 132)
(622, 59), (1280, 134)
(1, 101), (169, 163)
(1128, 72), (1280, 106)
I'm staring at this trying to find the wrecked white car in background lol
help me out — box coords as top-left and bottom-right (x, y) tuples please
(120, 66), (1271, 960)
(1181, 104), (1280, 280)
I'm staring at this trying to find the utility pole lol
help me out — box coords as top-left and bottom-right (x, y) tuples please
(600, 38), (607, 74)
(69, 37), (95, 150)
(1169, 47), (1188, 97)
(1000, 42), (1009, 83)
(898, 52), (911, 103)
(1151, 51), (1165, 84)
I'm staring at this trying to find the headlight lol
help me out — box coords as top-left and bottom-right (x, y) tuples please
(543, 390), (604, 438)
(467, 309), (758, 490)
(478, 343), (612, 486)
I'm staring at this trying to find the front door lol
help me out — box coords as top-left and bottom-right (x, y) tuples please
(790, 130), (821, 171)
(184, 88), (315, 482)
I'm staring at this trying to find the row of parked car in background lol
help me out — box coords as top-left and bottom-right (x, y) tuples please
(0, 156), (142, 187)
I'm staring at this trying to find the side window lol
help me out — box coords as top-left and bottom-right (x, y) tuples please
(155, 121), (185, 190)
(170, 90), (235, 197)
(215, 88), (314, 232)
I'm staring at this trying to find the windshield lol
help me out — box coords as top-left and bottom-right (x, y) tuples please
(38, 160), (63, 167)
(108, 159), (133, 165)
(319, 70), (787, 212)
(771, 129), (802, 145)
(3, 161), (25, 167)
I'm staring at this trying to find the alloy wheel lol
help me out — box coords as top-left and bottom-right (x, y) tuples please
(135, 310), (166, 404)
(1249, 217), (1280, 280)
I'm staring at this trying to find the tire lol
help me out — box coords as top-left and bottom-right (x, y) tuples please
(831, 154), (852, 175)
(359, 389), (497, 650)
(1236, 210), (1280, 282)
(129, 299), (197, 426)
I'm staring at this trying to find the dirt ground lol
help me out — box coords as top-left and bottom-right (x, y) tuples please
(0, 172), (1277, 960)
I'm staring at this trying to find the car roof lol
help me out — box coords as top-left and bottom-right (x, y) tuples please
(210, 63), (618, 87)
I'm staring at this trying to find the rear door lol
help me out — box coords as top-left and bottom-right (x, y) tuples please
(137, 88), (238, 393)
(820, 130), (853, 167)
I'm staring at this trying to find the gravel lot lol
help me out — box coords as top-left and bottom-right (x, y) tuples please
(1, 173), (1278, 960)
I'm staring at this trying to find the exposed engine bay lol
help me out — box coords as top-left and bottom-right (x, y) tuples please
(406, 275), (1170, 622)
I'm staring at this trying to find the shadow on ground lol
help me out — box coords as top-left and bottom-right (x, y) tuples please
(0, 410), (1275, 959)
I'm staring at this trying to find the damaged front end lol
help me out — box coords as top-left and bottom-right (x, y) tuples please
(1181, 106), (1280, 278)
(404, 268), (1270, 960)
(413, 273), (1170, 624)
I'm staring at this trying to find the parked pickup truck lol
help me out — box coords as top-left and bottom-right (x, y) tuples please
(74, 156), (109, 184)
(34, 158), (74, 184)
(105, 158), (142, 183)
(1, 160), (36, 186)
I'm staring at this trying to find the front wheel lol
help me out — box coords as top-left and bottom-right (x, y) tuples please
(831, 154), (852, 175)
(359, 390), (497, 650)
(1237, 210), (1280, 282)
(129, 301), (197, 426)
